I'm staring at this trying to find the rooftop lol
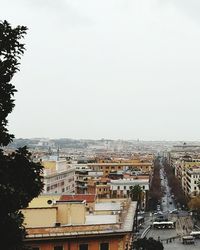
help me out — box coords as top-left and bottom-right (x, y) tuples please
(95, 202), (121, 211)
(110, 178), (149, 185)
(87, 162), (153, 166)
(60, 194), (96, 203)
(25, 200), (137, 240)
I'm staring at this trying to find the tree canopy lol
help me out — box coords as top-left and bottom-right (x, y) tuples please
(132, 237), (164, 250)
(0, 20), (43, 250)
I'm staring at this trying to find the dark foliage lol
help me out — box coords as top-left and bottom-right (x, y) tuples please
(130, 185), (142, 201)
(162, 158), (187, 208)
(0, 20), (27, 146)
(132, 237), (164, 250)
(148, 158), (162, 210)
(0, 21), (43, 250)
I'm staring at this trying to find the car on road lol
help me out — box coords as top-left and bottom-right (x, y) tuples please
(138, 211), (145, 215)
(170, 209), (178, 214)
(154, 211), (163, 216)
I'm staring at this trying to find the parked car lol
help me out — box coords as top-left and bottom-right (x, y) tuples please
(170, 209), (178, 214)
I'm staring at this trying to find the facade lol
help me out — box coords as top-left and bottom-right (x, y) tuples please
(75, 165), (104, 194)
(87, 177), (110, 198)
(87, 162), (153, 177)
(185, 167), (200, 197)
(110, 178), (149, 209)
(173, 156), (200, 197)
(42, 159), (75, 194)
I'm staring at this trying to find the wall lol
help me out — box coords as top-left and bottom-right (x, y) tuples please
(22, 208), (57, 228)
(56, 203), (85, 225)
(26, 235), (126, 250)
(28, 195), (61, 208)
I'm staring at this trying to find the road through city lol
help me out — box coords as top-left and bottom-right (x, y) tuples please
(143, 158), (200, 249)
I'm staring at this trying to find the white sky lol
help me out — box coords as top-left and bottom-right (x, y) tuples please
(2, 0), (200, 140)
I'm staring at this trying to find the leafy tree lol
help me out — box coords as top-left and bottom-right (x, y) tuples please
(188, 196), (200, 210)
(188, 196), (200, 219)
(0, 20), (43, 250)
(132, 237), (164, 250)
(130, 184), (144, 210)
(148, 158), (162, 210)
(130, 185), (142, 201)
(162, 158), (187, 208)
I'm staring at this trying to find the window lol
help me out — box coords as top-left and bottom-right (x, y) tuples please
(54, 246), (63, 250)
(79, 243), (88, 250)
(100, 242), (109, 250)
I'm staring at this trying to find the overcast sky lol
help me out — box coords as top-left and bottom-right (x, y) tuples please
(2, 0), (200, 140)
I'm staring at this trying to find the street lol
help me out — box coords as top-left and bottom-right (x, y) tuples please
(142, 158), (200, 249)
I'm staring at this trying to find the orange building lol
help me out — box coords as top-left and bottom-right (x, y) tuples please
(87, 177), (110, 198)
(25, 228), (130, 250)
(87, 162), (153, 177)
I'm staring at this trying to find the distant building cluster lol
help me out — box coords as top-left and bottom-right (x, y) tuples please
(166, 143), (200, 198)
(8, 139), (156, 250)
(8, 138), (200, 249)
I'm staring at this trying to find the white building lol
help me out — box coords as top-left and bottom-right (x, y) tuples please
(110, 178), (149, 209)
(185, 167), (200, 197)
(42, 159), (75, 194)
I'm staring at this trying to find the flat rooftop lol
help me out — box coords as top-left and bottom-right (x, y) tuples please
(86, 215), (117, 224)
(95, 202), (121, 211)
(25, 201), (137, 239)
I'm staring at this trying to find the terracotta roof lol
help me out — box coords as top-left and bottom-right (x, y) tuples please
(59, 194), (96, 203)
(87, 163), (152, 166)
(123, 174), (149, 180)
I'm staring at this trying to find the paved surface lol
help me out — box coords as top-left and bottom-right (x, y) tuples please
(162, 238), (200, 250)
(139, 158), (200, 249)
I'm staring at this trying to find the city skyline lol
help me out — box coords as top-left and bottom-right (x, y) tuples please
(2, 0), (200, 141)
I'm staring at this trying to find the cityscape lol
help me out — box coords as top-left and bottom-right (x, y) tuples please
(1, 1), (200, 250)
(4, 139), (200, 249)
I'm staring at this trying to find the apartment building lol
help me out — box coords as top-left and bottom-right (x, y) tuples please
(185, 166), (200, 197)
(22, 196), (137, 250)
(42, 159), (75, 194)
(87, 177), (111, 198)
(110, 178), (149, 209)
(87, 162), (153, 177)
(75, 165), (104, 194)
(173, 156), (200, 196)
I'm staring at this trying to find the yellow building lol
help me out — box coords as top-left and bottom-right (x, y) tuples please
(87, 162), (153, 177)
(23, 196), (137, 250)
